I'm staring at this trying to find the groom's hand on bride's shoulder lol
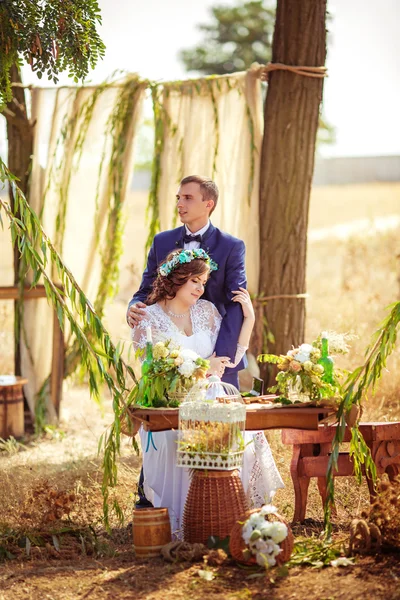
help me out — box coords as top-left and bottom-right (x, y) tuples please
(127, 302), (147, 328)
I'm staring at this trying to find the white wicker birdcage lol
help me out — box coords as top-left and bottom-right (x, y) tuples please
(176, 376), (246, 471)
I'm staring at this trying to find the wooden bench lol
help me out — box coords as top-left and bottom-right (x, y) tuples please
(281, 422), (400, 523)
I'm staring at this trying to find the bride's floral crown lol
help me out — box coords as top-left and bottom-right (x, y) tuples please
(159, 249), (218, 277)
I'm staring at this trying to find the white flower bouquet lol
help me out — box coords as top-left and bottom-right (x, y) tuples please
(133, 340), (209, 407)
(258, 331), (353, 405)
(229, 505), (293, 567)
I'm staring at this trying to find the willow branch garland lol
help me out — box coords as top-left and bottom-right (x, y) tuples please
(324, 300), (400, 538)
(144, 73), (258, 245)
(0, 159), (139, 526)
(65, 77), (146, 376)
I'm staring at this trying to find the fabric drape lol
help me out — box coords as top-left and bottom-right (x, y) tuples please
(152, 69), (263, 293)
(0, 69), (262, 417)
(21, 80), (145, 416)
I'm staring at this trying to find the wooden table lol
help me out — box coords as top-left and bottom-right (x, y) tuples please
(127, 401), (337, 543)
(127, 403), (336, 433)
(282, 421), (400, 523)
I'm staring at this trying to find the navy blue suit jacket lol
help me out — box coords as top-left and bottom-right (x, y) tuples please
(129, 223), (247, 374)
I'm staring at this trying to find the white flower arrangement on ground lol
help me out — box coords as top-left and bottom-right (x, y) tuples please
(242, 505), (288, 567)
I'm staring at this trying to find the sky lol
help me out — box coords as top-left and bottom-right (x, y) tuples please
(19, 0), (400, 158)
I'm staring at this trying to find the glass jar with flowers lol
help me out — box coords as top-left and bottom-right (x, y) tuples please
(258, 331), (353, 405)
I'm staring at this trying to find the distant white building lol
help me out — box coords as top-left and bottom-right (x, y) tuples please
(313, 155), (400, 185)
(131, 155), (400, 191)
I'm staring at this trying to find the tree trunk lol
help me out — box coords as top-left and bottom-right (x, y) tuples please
(254, 0), (327, 384)
(4, 65), (34, 375)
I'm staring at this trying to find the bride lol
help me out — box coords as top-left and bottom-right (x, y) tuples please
(132, 248), (283, 533)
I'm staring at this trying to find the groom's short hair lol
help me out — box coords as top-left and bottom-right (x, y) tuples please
(180, 175), (219, 214)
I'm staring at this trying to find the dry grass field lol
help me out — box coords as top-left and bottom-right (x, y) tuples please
(0, 181), (400, 599)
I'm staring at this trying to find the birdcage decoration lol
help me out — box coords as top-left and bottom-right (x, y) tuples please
(176, 376), (246, 471)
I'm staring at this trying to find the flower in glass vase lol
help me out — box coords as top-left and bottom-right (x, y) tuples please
(132, 340), (209, 407)
(258, 331), (353, 405)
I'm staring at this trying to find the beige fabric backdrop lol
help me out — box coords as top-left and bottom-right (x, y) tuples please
(155, 69), (263, 293)
(21, 83), (145, 415)
(1, 70), (261, 415)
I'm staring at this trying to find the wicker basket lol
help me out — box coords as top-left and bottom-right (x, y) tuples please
(167, 391), (188, 407)
(183, 469), (248, 543)
(229, 508), (294, 565)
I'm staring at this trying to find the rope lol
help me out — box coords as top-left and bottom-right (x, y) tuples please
(253, 62), (327, 82)
(161, 540), (208, 562)
(349, 518), (382, 555)
(161, 541), (228, 565)
(254, 293), (309, 303)
(12, 63), (327, 92)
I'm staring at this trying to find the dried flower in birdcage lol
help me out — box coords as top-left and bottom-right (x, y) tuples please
(178, 420), (244, 456)
(176, 376), (246, 470)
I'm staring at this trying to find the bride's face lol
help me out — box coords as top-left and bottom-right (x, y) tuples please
(175, 271), (209, 306)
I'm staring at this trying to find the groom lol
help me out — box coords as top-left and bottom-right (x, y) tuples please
(127, 175), (248, 508)
(127, 174), (248, 386)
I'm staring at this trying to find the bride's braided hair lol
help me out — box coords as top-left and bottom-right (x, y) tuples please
(147, 250), (210, 305)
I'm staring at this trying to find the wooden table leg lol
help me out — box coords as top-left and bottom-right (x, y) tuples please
(367, 439), (400, 501)
(290, 444), (312, 523)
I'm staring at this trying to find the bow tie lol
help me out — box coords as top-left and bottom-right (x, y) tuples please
(183, 234), (202, 244)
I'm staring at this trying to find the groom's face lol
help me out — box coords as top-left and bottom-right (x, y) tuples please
(176, 182), (213, 230)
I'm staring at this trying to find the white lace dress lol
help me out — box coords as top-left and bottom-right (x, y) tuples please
(132, 300), (284, 534)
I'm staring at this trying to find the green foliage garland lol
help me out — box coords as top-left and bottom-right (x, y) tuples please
(145, 84), (164, 254)
(324, 301), (400, 537)
(145, 73), (258, 249)
(0, 159), (137, 527)
(60, 76), (147, 376)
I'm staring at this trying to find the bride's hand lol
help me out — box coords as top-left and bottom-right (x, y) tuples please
(207, 353), (231, 378)
(232, 288), (255, 320)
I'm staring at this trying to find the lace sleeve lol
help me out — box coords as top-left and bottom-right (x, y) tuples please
(193, 300), (222, 354)
(131, 309), (156, 351)
(227, 344), (248, 368)
(208, 302), (223, 352)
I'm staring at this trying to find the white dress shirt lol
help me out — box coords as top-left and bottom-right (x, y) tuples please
(183, 221), (210, 250)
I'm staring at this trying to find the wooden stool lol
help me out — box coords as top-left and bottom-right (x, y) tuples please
(281, 422), (400, 523)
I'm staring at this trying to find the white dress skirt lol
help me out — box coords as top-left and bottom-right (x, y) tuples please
(139, 428), (284, 535)
(132, 300), (284, 535)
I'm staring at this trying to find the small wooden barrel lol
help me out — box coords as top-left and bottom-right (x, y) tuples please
(0, 378), (27, 439)
(132, 508), (172, 558)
